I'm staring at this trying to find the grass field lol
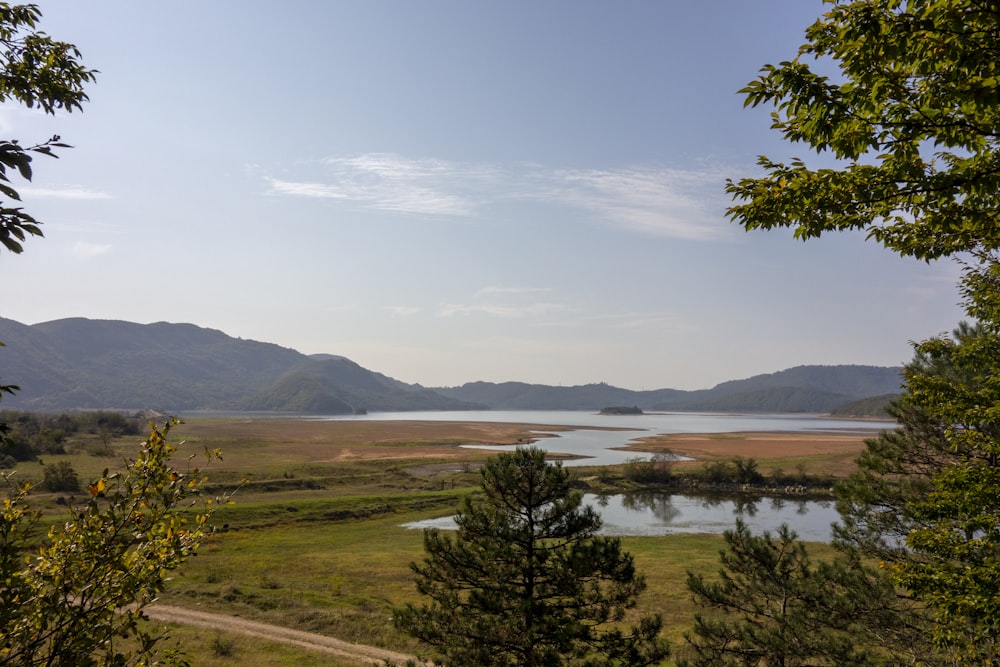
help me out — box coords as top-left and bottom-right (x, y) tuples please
(12, 416), (872, 665)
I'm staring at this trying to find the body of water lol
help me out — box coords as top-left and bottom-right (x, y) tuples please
(403, 492), (840, 542)
(322, 410), (888, 467)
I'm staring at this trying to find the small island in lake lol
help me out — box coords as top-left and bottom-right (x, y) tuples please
(599, 405), (643, 415)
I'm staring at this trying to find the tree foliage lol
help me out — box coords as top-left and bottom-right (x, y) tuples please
(0, 410), (143, 463)
(394, 447), (669, 667)
(680, 521), (904, 667)
(1, 419), (225, 666)
(860, 323), (1000, 661)
(728, 1), (1000, 663)
(40, 459), (79, 492)
(0, 2), (95, 253)
(0, 9), (221, 665)
(727, 0), (1000, 260)
(831, 322), (1000, 664)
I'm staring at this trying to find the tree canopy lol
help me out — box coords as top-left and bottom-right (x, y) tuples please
(0, 2), (95, 254)
(680, 521), (903, 667)
(729, 0), (1000, 662)
(395, 447), (669, 667)
(1, 419), (226, 666)
(726, 0), (1000, 261)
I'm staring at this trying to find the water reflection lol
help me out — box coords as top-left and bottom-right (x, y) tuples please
(402, 491), (839, 542)
(593, 492), (836, 540)
(620, 490), (681, 524)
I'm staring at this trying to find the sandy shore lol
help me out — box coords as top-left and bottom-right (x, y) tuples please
(624, 429), (883, 465)
(178, 418), (888, 474)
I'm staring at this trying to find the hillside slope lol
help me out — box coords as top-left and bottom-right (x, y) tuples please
(0, 318), (472, 413)
(436, 365), (903, 414)
(1, 317), (902, 414)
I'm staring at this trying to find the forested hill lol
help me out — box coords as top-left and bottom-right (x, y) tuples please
(0, 317), (901, 414)
(433, 365), (903, 414)
(0, 317), (479, 413)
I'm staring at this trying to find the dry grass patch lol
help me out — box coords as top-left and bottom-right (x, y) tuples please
(626, 430), (883, 479)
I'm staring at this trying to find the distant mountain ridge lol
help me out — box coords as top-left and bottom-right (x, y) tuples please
(433, 365), (903, 414)
(0, 317), (902, 414)
(0, 317), (478, 413)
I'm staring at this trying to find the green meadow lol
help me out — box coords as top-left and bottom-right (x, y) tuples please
(12, 417), (857, 666)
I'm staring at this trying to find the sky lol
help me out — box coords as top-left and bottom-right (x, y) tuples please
(0, 1), (967, 391)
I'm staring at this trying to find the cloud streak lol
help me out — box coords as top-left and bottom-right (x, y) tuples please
(262, 153), (729, 240)
(19, 185), (113, 200)
(69, 241), (112, 259)
(267, 153), (497, 216)
(437, 302), (564, 319)
(552, 167), (725, 239)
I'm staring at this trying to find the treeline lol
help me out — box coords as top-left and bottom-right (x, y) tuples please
(619, 453), (831, 495)
(0, 410), (142, 467)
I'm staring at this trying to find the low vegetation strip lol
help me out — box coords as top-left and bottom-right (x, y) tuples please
(146, 604), (423, 666)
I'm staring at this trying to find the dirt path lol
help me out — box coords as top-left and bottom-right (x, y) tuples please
(146, 604), (424, 666)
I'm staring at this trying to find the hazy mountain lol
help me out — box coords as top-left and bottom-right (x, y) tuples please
(0, 317), (903, 414)
(827, 393), (900, 418)
(435, 365), (903, 414)
(0, 317), (476, 413)
(243, 357), (483, 413)
(433, 382), (686, 411)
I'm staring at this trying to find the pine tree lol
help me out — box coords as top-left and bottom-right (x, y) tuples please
(835, 320), (1000, 662)
(394, 447), (669, 667)
(679, 521), (901, 667)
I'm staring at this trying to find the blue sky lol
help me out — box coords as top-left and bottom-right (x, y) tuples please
(0, 1), (965, 390)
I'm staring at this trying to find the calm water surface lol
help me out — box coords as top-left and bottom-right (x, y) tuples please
(325, 410), (861, 540)
(402, 492), (840, 542)
(322, 410), (888, 467)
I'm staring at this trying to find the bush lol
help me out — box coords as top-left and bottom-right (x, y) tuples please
(41, 460), (80, 492)
(623, 452), (675, 484)
(699, 457), (764, 486)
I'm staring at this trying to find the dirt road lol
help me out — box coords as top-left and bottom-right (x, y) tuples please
(146, 604), (424, 666)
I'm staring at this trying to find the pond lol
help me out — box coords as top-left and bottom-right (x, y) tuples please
(402, 491), (840, 542)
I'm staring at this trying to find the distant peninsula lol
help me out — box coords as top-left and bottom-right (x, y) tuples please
(599, 406), (643, 415)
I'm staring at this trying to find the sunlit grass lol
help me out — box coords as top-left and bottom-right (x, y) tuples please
(11, 416), (857, 665)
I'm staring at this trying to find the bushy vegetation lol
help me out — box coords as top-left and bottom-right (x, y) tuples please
(623, 452), (675, 484)
(0, 410), (142, 465)
(40, 459), (80, 492)
(1, 419), (226, 665)
(697, 456), (763, 486)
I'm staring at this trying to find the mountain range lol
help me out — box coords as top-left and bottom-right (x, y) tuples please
(0, 317), (904, 415)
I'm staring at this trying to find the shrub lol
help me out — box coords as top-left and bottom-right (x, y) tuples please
(41, 460), (80, 492)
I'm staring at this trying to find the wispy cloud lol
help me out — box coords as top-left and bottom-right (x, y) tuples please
(386, 305), (422, 317)
(438, 302), (564, 319)
(266, 153), (497, 216)
(593, 311), (698, 333)
(261, 153), (729, 240)
(438, 285), (565, 319)
(266, 179), (350, 200)
(552, 167), (725, 239)
(19, 185), (113, 200)
(68, 241), (112, 259)
(537, 309), (699, 335)
(475, 286), (552, 298)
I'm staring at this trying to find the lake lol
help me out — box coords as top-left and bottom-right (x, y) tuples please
(402, 491), (840, 542)
(323, 409), (888, 467)
(334, 410), (864, 540)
